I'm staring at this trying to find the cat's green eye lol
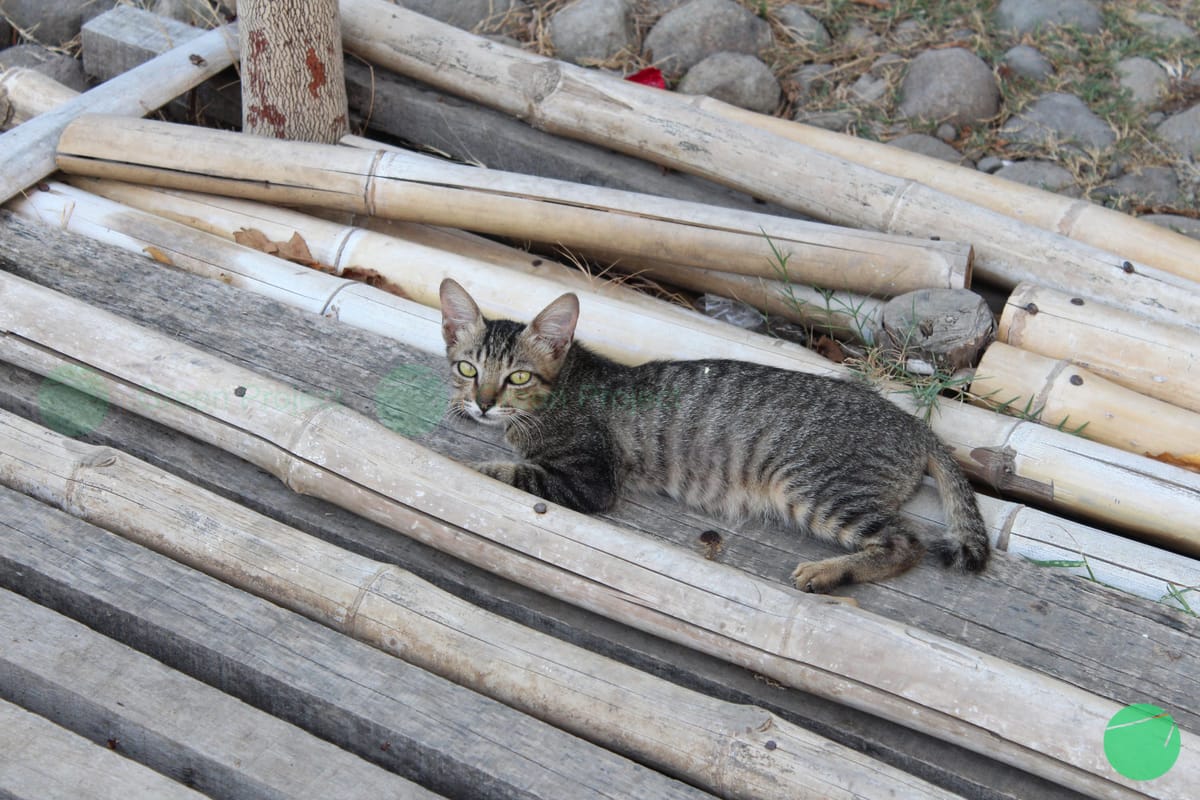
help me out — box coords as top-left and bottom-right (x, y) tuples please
(507, 370), (533, 386)
(456, 361), (478, 379)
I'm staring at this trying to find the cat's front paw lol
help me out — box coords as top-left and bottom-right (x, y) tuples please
(473, 460), (520, 485)
(791, 559), (852, 594)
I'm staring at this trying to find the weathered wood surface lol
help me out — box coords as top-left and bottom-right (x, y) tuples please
(80, 4), (798, 216)
(0, 408), (947, 800)
(1, 213), (1196, 793)
(0, 486), (704, 800)
(0, 698), (206, 800)
(0, 586), (438, 800)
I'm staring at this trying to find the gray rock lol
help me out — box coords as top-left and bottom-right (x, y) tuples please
(0, 0), (117, 46)
(888, 133), (971, 166)
(0, 43), (87, 90)
(976, 156), (1006, 174)
(1001, 45), (1053, 81)
(775, 4), (829, 49)
(849, 72), (888, 104)
(999, 92), (1115, 153)
(869, 53), (905, 78)
(149, 0), (227, 25)
(789, 62), (833, 103)
(792, 108), (856, 130)
(1116, 57), (1168, 111)
(678, 52), (780, 113)
(642, 0), (771, 74)
(898, 48), (1000, 126)
(1156, 104), (1200, 160)
(1132, 12), (1194, 41)
(402, 0), (525, 32)
(935, 122), (957, 142)
(994, 0), (1103, 35)
(994, 160), (1078, 193)
(550, 0), (634, 64)
(640, 0), (687, 16)
(1142, 214), (1200, 241)
(891, 20), (924, 47)
(840, 23), (881, 53)
(1093, 166), (1179, 208)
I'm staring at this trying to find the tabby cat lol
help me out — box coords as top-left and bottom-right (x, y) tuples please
(440, 278), (989, 592)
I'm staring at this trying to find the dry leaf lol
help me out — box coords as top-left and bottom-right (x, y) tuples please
(234, 227), (274, 252)
(143, 246), (174, 266)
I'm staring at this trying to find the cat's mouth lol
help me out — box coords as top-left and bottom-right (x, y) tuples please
(467, 404), (509, 427)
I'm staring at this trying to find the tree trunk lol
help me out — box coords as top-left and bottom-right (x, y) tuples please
(239, 0), (348, 142)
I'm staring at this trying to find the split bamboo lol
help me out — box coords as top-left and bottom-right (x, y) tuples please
(0, 271), (1192, 799)
(17, 178), (1200, 551)
(972, 342), (1200, 471)
(54, 115), (969, 298)
(10, 181), (1199, 594)
(335, 0), (1200, 332)
(999, 283), (1200, 415)
(0, 24), (236, 204)
(0, 408), (949, 800)
(697, 97), (1200, 286)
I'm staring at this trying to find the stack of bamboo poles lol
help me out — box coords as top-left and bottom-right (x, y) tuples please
(0, 9), (1198, 794)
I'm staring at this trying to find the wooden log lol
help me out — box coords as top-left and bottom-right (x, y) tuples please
(335, 0), (1200, 333)
(999, 283), (1200, 416)
(0, 698), (206, 800)
(0, 489), (687, 800)
(55, 115), (970, 297)
(699, 98), (1200, 286)
(0, 271), (1193, 799)
(0, 409), (953, 800)
(0, 587), (436, 800)
(3, 219), (1196, 788)
(972, 342), (1200, 473)
(0, 23), (236, 205)
(238, 0), (349, 142)
(12, 185), (1200, 555)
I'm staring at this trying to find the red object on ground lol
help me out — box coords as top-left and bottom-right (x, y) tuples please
(625, 67), (666, 89)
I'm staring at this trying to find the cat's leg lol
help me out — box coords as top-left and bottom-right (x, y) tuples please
(473, 458), (617, 514)
(790, 513), (925, 592)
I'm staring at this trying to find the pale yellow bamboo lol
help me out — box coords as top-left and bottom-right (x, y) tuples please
(701, 98), (1200, 286)
(0, 68), (78, 130)
(0, 24), (236, 204)
(999, 284), (1200, 415)
(0, 408), (948, 800)
(972, 342), (1200, 474)
(1, 271), (1190, 800)
(32, 178), (1200, 548)
(54, 115), (967, 297)
(335, 0), (1200, 333)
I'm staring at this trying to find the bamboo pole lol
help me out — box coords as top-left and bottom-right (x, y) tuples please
(972, 342), (1200, 472)
(999, 283), (1200, 415)
(55, 115), (969, 298)
(0, 25), (236, 204)
(334, 0), (1200, 333)
(0, 408), (948, 800)
(0, 68), (78, 129)
(15, 179), (1200, 550)
(8, 184), (1197, 596)
(697, 97), (1200, 286)
(0, 272), (1192, 800)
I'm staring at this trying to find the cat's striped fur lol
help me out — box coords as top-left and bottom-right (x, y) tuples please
(440, 279), (989, 592)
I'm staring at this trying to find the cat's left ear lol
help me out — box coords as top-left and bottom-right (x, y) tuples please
(528, 293), (579, 358)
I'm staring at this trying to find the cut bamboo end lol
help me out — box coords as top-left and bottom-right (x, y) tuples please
(0, 68), (78, 130)
(971, 342), (1200, 478)
(55, 113), (969, 298)
(999, 283), (1200, 415)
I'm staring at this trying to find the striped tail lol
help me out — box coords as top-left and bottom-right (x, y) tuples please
(927, 445), (990, 571)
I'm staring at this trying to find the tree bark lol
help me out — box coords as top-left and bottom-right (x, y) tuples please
(239, 0), (348, 142)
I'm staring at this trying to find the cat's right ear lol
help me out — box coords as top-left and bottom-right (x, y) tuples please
(440, 278), (483, 348)
(528, 293), (580, 358)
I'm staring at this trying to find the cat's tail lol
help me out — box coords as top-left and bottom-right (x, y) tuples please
(927, 445), (990, 571)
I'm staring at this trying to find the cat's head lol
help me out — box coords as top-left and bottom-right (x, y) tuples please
(439, 278), (579, 427)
